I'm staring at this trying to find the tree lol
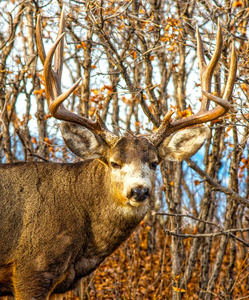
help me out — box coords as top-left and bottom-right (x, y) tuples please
(0, 0), (248, 299)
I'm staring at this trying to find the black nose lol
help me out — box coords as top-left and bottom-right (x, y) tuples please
(130, 188), (149, 202)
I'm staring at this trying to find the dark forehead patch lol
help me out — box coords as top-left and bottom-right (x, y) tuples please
(111, 137), (158, 163)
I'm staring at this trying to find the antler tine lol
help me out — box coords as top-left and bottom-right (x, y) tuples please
(196, 25), (206, 74)
(53, 5), (65, 82)
(37, 8), (119, 146)
(43, 33), (70, 107)
(36, 6), (65, 80)
(36, 14), (46, 65)
(222, 42), (237, 100)
(198, 19), (223, 112)
(149, 21), (237, 147)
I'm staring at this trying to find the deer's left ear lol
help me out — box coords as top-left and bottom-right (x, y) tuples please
(158, 126), (211, 162)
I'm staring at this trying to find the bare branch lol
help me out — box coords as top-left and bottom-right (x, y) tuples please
(186, 158), (249, 208)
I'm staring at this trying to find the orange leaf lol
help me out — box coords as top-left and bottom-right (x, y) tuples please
(168, 45), (175, 51)
(34, 89), (45, 97)
(177, 108), (192, 118)
(88, 107), (96, 116)
(232, 0), (243, 7)
(44, 137), (53, 145)
(173, 286), (186, 293)
(101, 85), (113, 92)
(131, 51), (137, 59)
(174, 275), (180, 280)
(91, 89), (99, 95)
(140, 220), (145, 227)
(118, 24), (125, 30)
(81, 41), (87, 49)
(31, 137), (37, 144)
(241, 83), (248, 92)
(165, 24), (171, 31)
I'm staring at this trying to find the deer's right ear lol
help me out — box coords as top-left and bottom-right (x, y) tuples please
(60, 122), (108, 160)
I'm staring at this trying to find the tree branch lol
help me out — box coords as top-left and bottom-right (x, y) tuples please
(186, 158), (249, 208)
(165, 228), (249, 247)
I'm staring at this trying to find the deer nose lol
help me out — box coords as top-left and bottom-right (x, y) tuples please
(130, 187), (150, 202)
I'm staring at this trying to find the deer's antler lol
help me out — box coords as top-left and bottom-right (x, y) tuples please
(36, 6), (119, 146)
(150, 21), (237, 147)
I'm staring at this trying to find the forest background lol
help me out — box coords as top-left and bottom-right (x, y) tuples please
(0, 0), (248, 299)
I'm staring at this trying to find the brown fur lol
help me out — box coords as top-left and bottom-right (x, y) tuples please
(0, 126), (209, 299)
(0, 138), (154, 299)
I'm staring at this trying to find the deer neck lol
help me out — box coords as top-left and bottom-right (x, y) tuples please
(76, 159), (149, 255)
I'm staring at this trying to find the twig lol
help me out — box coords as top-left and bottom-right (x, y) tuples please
(152, 211), (222, 230)
(165, 229), (249, 247)
(28, 151), (49, 162)
(186, 158), (249, 208)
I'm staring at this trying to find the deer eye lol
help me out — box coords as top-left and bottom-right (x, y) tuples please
(149, 162), (158, 170)
(111, 162), (121, 169)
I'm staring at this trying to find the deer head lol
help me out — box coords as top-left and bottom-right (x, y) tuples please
(36, 8), (237, 207)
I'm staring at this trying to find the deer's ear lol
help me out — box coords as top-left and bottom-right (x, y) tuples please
(158, 127), (211, 162)
(60, 122), (108, 160)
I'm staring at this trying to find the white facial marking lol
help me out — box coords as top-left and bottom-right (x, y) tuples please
(111, 161), (154, 206)
(123, 162), (152, 196)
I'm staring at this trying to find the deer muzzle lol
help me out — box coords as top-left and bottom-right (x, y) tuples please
(129, 187), (150, 202)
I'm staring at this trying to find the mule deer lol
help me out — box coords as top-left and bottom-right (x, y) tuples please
(0, 7), (237, 300)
